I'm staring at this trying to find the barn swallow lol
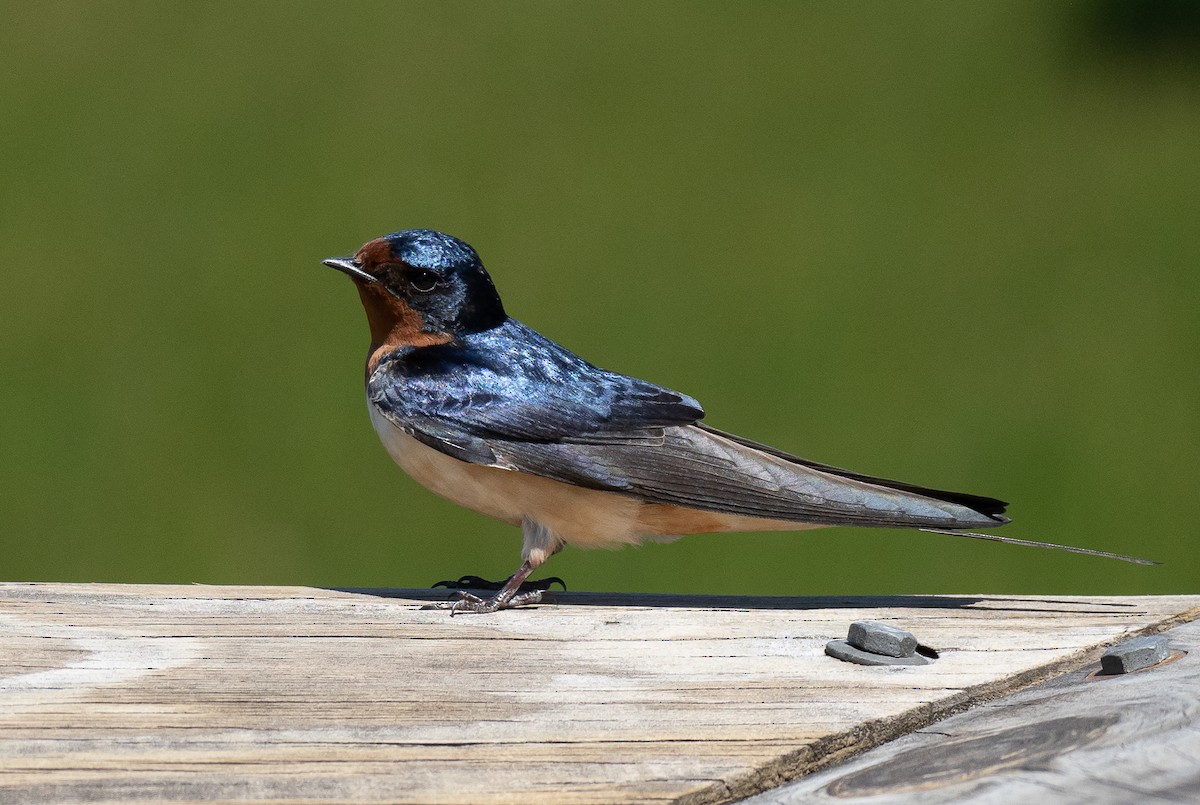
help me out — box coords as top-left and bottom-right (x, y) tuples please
(323, 229), (1152, 614)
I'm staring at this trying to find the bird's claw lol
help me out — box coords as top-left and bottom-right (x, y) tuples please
(425, 560), (560, 615)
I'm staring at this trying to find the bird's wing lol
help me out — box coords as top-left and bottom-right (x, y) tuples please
(368, 347), (1003, 529)
(695, 424), (1009, 520)
(486, 424), (1004, 529)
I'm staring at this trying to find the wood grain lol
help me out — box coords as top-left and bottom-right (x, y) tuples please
(743, 618), (1200, 804)
(0, 584), (1196, 804)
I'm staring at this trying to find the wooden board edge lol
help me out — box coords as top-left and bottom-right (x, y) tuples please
(675, 601), (1200, 805)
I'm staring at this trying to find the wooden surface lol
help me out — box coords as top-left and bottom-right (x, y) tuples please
(742, 617), (1200, 804)
(0, 584), (1197, 804)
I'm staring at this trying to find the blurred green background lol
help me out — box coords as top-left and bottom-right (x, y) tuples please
(2, 2), (1197, 596)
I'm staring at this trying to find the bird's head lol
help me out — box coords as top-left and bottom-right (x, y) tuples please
(323, 229), (506, 351)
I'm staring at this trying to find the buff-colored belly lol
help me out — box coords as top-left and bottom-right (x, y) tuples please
(367, 402), (821, 549)
(369, 403), (649, 548)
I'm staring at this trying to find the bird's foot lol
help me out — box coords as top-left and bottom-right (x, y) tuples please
(432, 575), (566, 593)
(439, 588), (548, 616)
(427, 560), (557, 615)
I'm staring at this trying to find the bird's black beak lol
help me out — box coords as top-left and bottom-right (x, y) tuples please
(322, 257), (378, 284)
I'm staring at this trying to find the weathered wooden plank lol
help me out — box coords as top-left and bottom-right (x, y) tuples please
(0, 583), (1196, 804)
(742, 617), (1200, 804)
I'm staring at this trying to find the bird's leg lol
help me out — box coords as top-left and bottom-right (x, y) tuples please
(435, 518), (564, 615)
(444, 559), (548, 615)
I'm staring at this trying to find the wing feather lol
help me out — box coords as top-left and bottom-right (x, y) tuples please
(478, 426), (1002, 529)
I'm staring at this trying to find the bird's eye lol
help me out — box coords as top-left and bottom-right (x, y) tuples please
(408, 270), (439, 293)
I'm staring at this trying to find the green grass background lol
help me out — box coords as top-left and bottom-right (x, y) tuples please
(3, 2), (1196, 596)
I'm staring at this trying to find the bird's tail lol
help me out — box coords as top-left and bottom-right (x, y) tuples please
(919, 527), (1157, 565)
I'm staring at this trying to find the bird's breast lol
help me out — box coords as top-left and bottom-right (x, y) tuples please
(366, 400), (648, 549)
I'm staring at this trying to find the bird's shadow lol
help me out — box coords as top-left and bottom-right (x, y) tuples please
(328, 587), (1138, 614)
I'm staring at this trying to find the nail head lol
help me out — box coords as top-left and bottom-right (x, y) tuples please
(847, 620), (918, 658)
(1100, 635), (1171, 675)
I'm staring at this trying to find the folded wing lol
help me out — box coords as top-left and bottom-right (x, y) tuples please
(368, 321), (1007, 531)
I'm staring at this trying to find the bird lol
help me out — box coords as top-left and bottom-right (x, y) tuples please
(322, 229), (1152, 614)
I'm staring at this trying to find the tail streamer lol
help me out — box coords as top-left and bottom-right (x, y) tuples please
(919, 528), (1158, 565)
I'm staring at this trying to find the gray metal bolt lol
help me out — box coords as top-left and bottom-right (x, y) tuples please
(1100, 635), (1171, 675)
(825, 620), (932, 666)
(848, 620), (918, 658)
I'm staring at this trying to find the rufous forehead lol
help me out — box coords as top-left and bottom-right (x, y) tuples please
(354, 237), (394, 267)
